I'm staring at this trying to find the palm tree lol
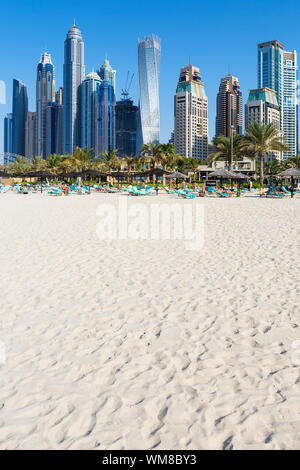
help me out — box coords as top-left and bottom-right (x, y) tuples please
(31, 156), (47, 171)
(209, 134), (244, 171)
(243, 122), (289, 186)
(100, 149), (121, 171)
(46, 154), (65, 174)
(7, 156), (31, 175)
(140, 143), (162, 168)
(182, 157), (200, 182)
(69, 147), (93, 171)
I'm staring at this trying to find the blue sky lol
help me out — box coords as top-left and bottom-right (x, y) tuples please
(0, 0), (299, 152)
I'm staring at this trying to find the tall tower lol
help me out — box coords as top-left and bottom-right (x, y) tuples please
(36, 52), (55, 157)
(25, 112), (37, 159)
(174, 63), (208, 159)
(115, 98), (138, 157)
(136, 35), (161, 153)
(95, 81), (116, 155)
(63, 23), (85, 154)
(215, 74), (243, 137)
(258, 40), (284, 111)
(98, 59), (116, 91)
(12, 79), (28, 157)
(258, 40), (298, 159)
(81, 71), (102, 150)
(245, 87), (281, 160)
(4, 113), (13, 155)
(283, 50), (298, 159)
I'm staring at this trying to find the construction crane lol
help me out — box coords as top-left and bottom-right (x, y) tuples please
(121, 72), (134, 100)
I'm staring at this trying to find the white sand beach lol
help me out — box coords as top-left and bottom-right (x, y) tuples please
(0, 191), (299, 450)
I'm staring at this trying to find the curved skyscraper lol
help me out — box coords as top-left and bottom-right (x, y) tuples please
(81, 71), (101, 150)
(36, 52), (55, 157)
(136, 35), (161, 153)
(63, 24), (85, 154)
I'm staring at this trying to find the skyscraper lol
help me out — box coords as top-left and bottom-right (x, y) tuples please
(45, 102), (63, 156)
(283, 50), (298, 159)
(258, 40), (284, 112)
(95, 81), (116, 154)
(245, 87), (281, 160)
(81, 71), (101, 150)
(63, 24), (85, 154)
(258, 40), (298, 159)
(25, 112), (36, 159)
(98, 59), (116, 91)
(115, 98), (138, 156)
(174, 63), (208, 159)
(216, 74), (243, 137)
(12, 79), (28, 157)
(136, 35), (161, 153)
(36, 52), (55, 157)
(4, 113), (13, 155)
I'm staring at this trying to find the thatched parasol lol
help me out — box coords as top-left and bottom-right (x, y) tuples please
(278, 167), (300, 198)
(165, 171), (189, 180)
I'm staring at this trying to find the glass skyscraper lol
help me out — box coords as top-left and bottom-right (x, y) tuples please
(98, 59), (116, 91)
(258, 40), (298, 159)
(4, 113), (13, 155)
(81, 71), (101, 150)
(63, 24), (85, 154)
(36, 52), (55, 157)
(136, 35), (161, 153)
(95, 81), (116, 154)
(283, 51), (298, 159)
(12, 79), (28, 157)
(115, 98), (138, 156)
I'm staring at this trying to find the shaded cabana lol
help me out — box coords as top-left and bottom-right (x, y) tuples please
(208, 168), (236, 187)
(277, 168), (300, 198)
(20, 170), (56, 192)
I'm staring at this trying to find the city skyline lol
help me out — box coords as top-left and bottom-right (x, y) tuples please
(1, 0), (300, 154)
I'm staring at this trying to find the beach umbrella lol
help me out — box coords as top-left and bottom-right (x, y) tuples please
(141, 168), (171, 193)
(109, 171), (128, 188)
(24, 170), (56, 192)
(165, 171), (189, 179)
(233, 172), (250, 180)
(208, 168), (236, 187)
(80, 169), (108, 189)
(277, 168), (300, 198)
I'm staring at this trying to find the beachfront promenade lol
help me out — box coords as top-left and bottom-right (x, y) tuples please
(0, 192), (299, 449)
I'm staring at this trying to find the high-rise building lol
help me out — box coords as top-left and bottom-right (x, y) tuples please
(98, 59), (116, 91)
(174, 63), (208, 159)
(258, 40), (298, 159)
(136, 35), (161, 153)
(25, 112), (36, 159)
(81, 72), (101, 150)
(245, 87), (281, 160)
(215, 74), (243, 137)
(258, 41), (284, 111)
(95, 81), (116, 154)
(63, 24), (85, 154)
(36, 52), (55, 157)
(115, 98), (138, 156)
(4, 113), (13, 155)
(45, 102), (63, 156)
(283, 50), (298, 159)
(12, 79), (28, 156)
